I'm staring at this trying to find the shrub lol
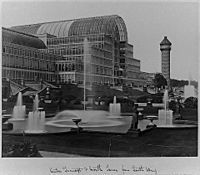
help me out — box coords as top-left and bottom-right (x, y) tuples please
(143, 106), (162, 115)
(136, 94), (163, 103)
(5, 141), (41, 157)
(184, 97), (198, 109)
(136, 95), (151, 103)
(169, 100), (177, 112)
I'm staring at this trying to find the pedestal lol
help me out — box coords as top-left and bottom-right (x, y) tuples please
(72, 118), (82, 134)
(70, 127), (83, 133)
(127, 114), (141, 137)
(146, 116), (158, 129)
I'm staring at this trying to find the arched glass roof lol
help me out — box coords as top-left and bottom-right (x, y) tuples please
(3, 28), (46, 49)
(68, 15), (127, 42)
(36, 21), (74, 37)
(11, 15), (128, 42)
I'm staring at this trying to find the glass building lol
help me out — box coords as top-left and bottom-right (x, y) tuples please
(11, 15), (144, 86)
(2, 28), (62, 82)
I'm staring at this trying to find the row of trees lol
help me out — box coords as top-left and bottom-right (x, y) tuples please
(170, 79), (198, 88)
(152, 73), (198, 89)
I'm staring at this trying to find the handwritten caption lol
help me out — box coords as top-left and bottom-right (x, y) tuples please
(50, 164), (158, 175)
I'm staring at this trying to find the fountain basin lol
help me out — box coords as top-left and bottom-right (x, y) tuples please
(46, 117), (132, 134)
(47, 110), (133, 133)
(157, 119), (198, 128)
(2, 114), (12, 123)
(138, 119), (197, 131)
(8, 118), (27, 130)
(6, 118), (48, 135)
(46, 119), (122, 128)
(5, 110), (133, 134)
(107, 115), (123, 119)
(25, 130), (47, 134)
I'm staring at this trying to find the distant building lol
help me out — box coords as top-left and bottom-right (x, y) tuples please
(160, 36), (172, 88)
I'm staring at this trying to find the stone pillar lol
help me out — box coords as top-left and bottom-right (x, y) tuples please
(160, 36), (172, 89)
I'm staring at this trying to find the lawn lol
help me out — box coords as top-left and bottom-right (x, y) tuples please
(2, 127), (197, 157)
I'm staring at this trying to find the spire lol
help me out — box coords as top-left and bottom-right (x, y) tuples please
(160, 36), (172, 46)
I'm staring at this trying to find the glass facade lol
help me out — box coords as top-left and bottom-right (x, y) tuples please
(45, 34), (116, 85)
(2, 28), (61, 82)
(7, 15), (149, 87)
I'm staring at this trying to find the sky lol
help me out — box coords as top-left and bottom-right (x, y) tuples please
(1, 0), (199, 81)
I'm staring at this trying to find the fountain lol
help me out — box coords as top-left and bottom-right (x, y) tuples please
(138, 89), (197, 130)
(12, 92), (26, 120)
(8, 94), (46, 133)
(25, 94), (46, 133)
(33, 93), (39, 111)
(45, 110), (132, 134)
(108, 96), (121, 117)
(158, 90), (173, 126)
(7, 92), (26, 130)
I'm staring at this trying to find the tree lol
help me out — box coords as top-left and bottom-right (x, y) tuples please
(170, 79), (188, 87)
(184, 97), (198, 109)
(153, 73), (167, 92)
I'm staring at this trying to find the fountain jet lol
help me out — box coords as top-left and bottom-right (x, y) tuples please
(108, 96), (121, 118)
(25, 94), (46, 133)
(12, 92), (26, 120)
(158, 90), (173, 126)
(33, 94), (39, 111)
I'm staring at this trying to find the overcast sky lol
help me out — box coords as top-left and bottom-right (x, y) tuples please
(1, 1), (199, 81)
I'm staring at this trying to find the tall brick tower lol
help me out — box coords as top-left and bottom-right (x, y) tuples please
(160, 36), (172, 88)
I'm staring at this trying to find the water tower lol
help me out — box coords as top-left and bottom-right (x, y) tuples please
(160, 36), (172, 88)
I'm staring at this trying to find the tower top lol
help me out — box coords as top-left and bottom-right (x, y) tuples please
(160, 36), (172, 46)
